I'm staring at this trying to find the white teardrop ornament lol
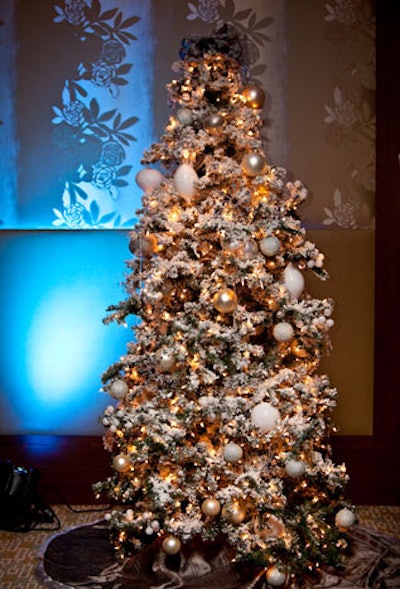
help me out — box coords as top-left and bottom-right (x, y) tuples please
(135, 168), (163, 194)
(283, 262), (304, 301)
(174, 163), (198, 204)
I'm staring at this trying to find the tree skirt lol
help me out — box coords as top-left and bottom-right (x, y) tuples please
(36, 520), (400, 589)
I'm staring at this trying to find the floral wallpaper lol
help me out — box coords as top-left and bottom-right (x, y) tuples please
(0, 0), (375, 230)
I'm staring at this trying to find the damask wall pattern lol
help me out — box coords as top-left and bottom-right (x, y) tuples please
(0, 0), (375, 230)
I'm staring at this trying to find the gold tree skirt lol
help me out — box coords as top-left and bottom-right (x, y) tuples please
(36, 520), (400, 588)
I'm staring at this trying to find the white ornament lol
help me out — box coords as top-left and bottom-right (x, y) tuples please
(335, 508), (356, 528)
(260, 236), (281, 257)
(135, 168), (163, 194)
(273, 322), (294, 342)
(175, 107), (193, 126)
(285, 459), (306, 478)
(251, 402), (280, 433)
(145, 525), (154, 535)
(266, 565), (286, 586)
(109, 379), (128, 399)
(223, 442), (243, 463)
(283, 262), (304, 301)
(174, 163), (198, 203)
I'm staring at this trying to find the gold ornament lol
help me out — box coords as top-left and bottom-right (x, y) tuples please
(155, 347), (177, 372)
(242, 84), (266, 109)
(203, 113), (225, 134)
(290, 339), (309, 358)
(112, 453), (132, 473)
(162, 535), (182, 555)
(130, 234), (158, 257)
(241, 152), (266, 177)
(201, 497), (221, 517)
(222, 501), (246, 525)
(213, 288), (238, 313)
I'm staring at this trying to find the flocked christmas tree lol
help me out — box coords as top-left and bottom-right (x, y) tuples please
(94, 25), (356, 587)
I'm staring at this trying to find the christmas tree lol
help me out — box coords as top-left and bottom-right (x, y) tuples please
(94, 25), (355, 587)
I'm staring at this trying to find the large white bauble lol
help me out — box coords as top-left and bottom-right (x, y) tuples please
(283, 262), (304, 301)
(285, 459), (306, 478)
(135, 168), (163, 194)
(251, 402), (280, 433)
(174, 163), (198, 203)
(272, 322), (294, 342)
(335, 508), (356, 528)
(265, 566), (286, 586)
(223, 442), (243, 463)
(260, 235), (281, 257)
(109, 379), (129, 399)
(175, 107), (193, 126)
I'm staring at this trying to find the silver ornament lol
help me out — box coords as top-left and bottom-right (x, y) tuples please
(260, 236), (281, 257)
(242, 84), (266, 109)
(109, 379), (129, 399)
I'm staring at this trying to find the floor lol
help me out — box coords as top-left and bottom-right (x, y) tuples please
(0, 505), (399, 588)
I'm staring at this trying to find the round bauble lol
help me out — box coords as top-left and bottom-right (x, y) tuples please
(109, 379), (129, 400)
(213, 288), (238, 314)
(241, 152), (266, 177)
(283, 262), (304, 301)
(174, 163), (198, 204)
(155, 348), (176, 373)
(260, 235), (281, 257)
(223, 442), (243, 463)
(129, 234), (158, 257)
(203, 113), (225, 134)
(221, 238), (243, 255)
(175, 107), (193, 126)
(113, 453), (132, 473)
(222, 502), (246, 525)
(265, 565), (286, 586)
(251, 402), (280, 433)
(285, 459), (306, 478)
(242, 84), (266, 109)
(162, 535), (182, 555)
(135, 168), (163, 194)
(273, 322), (294, 342)
(201, 497), (221, 517)
(335, 508), (356, 529)
(239, 239), (259, 260)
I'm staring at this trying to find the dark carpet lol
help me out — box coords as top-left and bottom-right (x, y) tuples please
(36, 520), (400, 588)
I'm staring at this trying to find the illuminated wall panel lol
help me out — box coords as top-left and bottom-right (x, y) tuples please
(0, 231), (133, 435)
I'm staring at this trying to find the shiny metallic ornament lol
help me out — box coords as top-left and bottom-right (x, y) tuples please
(241, 152), (266, 177)
(222, 502), (246, 525)
(239, 239), (259, 260)
(130, 234), (158, 257)
(203, 113), (224, 134)
(265, 566), (286, 586)
(213, 288), (238, 313)
(201, 497), (221, 516)
(242, 84), (266, 109)
(155, 347), (176, 372)
(260, 235), (281, 257)
(109, 379), (129, 400)
(112, 453), (132, 473)
(162, 535), (182, 555)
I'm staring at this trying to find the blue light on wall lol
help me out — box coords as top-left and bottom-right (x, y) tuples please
(0, 231), (134, 435)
